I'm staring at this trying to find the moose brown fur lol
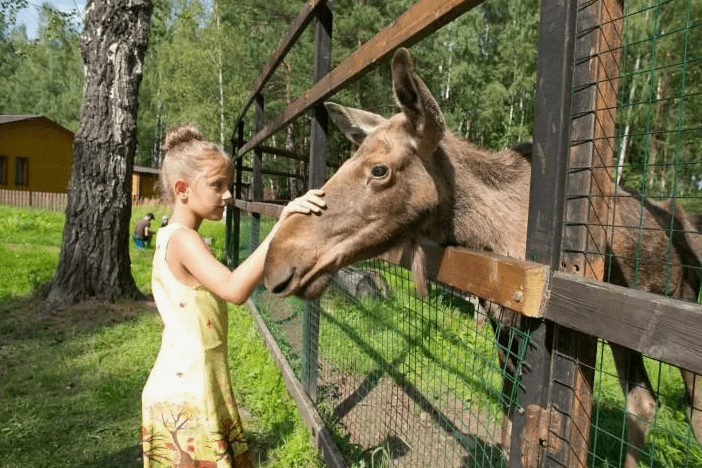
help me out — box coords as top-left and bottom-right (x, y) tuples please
(263, 47), (702, 467)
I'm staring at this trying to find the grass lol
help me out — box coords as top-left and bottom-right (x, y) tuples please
(7, 202), (698, 468)
(252, 253), (702, 468)
(0, 204), (324, 468)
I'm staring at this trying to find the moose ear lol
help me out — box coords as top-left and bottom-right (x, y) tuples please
(391, 48), (445, 152)
(325, 102), (387, 146)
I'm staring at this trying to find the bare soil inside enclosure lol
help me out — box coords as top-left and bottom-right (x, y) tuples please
(256, 290), (505, 468)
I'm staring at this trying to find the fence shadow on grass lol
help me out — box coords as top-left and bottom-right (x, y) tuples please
(89, 445), (142, 468)
(318, 298), (506, 467)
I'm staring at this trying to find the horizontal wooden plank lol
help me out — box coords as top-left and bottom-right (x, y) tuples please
(234, 199), (284, 218)
(258, 144), (305, 161)
(241, 166), (305, 179)
(233, 0), (325, 125)
(548, 272), (702, 375)
(381, 242), (550, 318)
(238, 0), (484, 157)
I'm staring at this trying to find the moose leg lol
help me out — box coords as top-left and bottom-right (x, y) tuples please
(610, 344), (657, 468)
(681, 369), (702, 448)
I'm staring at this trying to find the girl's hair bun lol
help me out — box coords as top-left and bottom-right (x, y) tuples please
(162, 123), (204, 152)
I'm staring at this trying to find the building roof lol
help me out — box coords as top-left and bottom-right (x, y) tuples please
(134, 165), (160, 175)
(0, 114), (74, 137)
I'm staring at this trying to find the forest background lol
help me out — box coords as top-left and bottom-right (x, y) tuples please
(1, 0), (700, 204)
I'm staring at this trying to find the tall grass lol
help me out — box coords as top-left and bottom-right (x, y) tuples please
(0, 205), (324, 468)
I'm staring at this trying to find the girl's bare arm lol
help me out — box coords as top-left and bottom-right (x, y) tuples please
(172, 190), (325, 304)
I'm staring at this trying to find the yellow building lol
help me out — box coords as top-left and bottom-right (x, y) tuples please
(1, 115), (161, 205)
(0, 115), (74, 193)
(132, 165), (160, 202)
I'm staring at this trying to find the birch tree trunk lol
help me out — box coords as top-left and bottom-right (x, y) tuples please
(45, 0), (152, 310)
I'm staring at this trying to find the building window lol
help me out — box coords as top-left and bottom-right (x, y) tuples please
(0, 155), (7, 186)
(15, 157), (29, 187)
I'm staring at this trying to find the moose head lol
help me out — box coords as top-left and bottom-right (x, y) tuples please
(264, 47), (531, 299)
(264, 48), (451, 299)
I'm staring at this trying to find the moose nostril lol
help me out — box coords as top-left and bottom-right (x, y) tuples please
(269, 266), (295, 295)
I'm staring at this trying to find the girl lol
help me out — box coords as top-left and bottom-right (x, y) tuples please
(141, 123), (325, 468)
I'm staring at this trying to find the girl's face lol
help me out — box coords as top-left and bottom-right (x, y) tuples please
(188, 160), (233, 221)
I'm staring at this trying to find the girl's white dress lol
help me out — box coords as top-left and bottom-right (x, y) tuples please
(141, 222), (254, 468)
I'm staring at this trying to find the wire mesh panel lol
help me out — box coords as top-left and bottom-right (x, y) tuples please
(249, 240), (533, 467)
(563, 0), (702, 466)
(606, 0), (702, 294)
(588, 343), (702, 467)
(566, 0), (702, 286)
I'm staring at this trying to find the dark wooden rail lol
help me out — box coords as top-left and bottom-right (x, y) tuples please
(235, 0), (484, 158)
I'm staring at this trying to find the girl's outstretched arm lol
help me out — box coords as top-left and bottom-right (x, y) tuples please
(172, 189), (325, 304)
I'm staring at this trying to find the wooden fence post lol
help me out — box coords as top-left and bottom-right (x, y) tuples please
(226, 121), (245, 268)
(302, 0), (333, 401)
(546, 2), (623, 466)
(510, 0), (578, 466)
(514, 0), (623, 466)
(566, 0), (623, 281)
(250, 94), (264, 251)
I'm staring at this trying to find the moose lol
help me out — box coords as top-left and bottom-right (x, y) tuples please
(263, 47), (702, 467)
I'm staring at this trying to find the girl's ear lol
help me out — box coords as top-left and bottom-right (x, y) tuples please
(174, 180), (189, 200)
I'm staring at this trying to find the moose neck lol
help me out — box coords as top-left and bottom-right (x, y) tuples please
(422, 131), (532, 259)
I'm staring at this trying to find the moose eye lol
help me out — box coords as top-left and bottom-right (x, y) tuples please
(371, 165), (388, 177)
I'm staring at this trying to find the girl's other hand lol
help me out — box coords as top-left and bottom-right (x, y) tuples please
(279, 189), (325, 222)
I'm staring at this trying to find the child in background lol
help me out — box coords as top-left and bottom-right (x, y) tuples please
(141, 123), (325, 468)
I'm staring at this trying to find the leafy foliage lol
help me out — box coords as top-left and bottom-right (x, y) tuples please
(0, 2), (82, 130)
(3, 0), (701, 201)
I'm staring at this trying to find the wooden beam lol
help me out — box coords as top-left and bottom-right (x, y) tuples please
(517, 0), (580, 464)
(237, 0), (484, 157)
(258, 144), (305, 161)
(565, 0), (622, 281)
(548, 271), (702, 376)
(233, 0), (325, 126)
(240, 166), (305, 179)
(380, 243), (550, 318)
(234, 199), (284, 218)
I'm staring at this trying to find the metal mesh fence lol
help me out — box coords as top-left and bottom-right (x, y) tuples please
(566, 0), (702, 289)
(564, 0), (702, 466)
(245, 215), (531, 467)
(608, 0), (702, 295)
(586, 343), (702, 468)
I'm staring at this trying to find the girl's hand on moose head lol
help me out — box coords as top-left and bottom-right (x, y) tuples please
(279, 189), (326, 223)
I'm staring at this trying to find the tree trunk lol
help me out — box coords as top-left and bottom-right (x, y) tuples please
(45, 0), (152, 310)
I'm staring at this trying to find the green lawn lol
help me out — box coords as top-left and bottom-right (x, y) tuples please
(0, 205), (324, 468)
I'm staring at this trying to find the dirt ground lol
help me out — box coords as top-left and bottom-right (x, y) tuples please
(257, 290), (506, 468)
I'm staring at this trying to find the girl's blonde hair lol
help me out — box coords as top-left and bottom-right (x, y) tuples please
(159, 123), (232, 205)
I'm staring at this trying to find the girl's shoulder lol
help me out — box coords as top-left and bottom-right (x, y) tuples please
(164, 223), (201, 249)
